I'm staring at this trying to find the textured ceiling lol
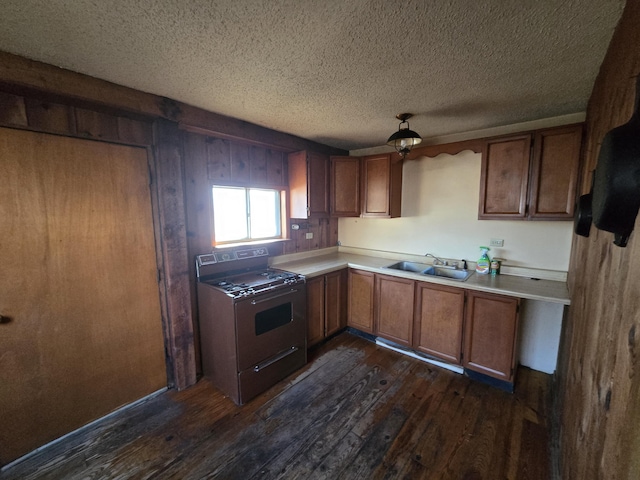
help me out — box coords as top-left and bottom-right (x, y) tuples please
(0, 0), (625, 150)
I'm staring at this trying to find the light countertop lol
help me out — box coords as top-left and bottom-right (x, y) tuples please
(272, 251), (570, 305)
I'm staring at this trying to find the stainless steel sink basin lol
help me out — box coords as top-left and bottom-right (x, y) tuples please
(384, 261), (473, 282)
(384, 261), (431, 273)
(422, 266), (473, 281)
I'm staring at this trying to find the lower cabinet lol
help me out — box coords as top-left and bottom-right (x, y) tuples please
(307, 269), (348, 347)
(347, 269), (375, 333)
(345, 268), (521, 385)
(375, 273), (415, 347)
(414, 281), (465, 364)
(463, 291), (520, 382)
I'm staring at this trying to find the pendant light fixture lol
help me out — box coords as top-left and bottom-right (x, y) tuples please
(386, 113), (422, 158)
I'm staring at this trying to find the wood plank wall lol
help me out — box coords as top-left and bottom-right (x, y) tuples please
(0, 52), (347, 389)
(558, 1), (640, 478)
(0, 91), (153, 145)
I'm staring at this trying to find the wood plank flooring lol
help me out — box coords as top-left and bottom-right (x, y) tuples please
(1, 333), (553, 479)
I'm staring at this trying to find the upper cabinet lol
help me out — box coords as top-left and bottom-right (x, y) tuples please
(327, 153), (402, 218)
(478, 124), (583, 220)
(330, 156), (360, 217)
(288, 150), (329, 218)
(361, 153), (402, 218)
(528, 125), (583, 219)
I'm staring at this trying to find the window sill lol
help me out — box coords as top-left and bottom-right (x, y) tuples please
(212, 238), (291, 251)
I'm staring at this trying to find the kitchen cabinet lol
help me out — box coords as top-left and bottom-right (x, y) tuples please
(288, 150), (329, 218)
(413, 281), (465, 364)
(375, 273), (415, 347)
(528, 124), (583, 219)
(463, 290), (520, 382)
(361, 153), (402, 218)
(307, 270), (348, 347)
(478, 124), (582, 220)
(330, 155), (360, 217)
(347, 269), (375, 334)
(306, 276), (326, 347)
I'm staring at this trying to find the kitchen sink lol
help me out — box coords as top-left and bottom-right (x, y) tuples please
(384, 261), (431, 273)
(384, 261), (473, 282)
(422, 266), (473, 281)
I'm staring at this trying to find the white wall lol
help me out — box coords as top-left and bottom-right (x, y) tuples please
(338, 150), (574, 271)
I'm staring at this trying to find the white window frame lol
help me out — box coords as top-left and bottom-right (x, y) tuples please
(211, 185), (286, 247)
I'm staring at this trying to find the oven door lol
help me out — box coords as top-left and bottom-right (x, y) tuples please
(234, 285), (307, 372)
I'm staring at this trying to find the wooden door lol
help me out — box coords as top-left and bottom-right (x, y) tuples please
(307, 151), (329, 216)
(361, 154), (402, 218)
(375, 274), (414, 347)
(528, 124), (582, 219)
(347, 269), (375, 334)
(414, 282), (465, 364)
(306, 276), (325, 347)
(463, 291), (520, 382)
(330, 156), (360, 216)
(479, 135), (531, 219)
(0, 128), (166, 465)
(325, 269), (347, 337)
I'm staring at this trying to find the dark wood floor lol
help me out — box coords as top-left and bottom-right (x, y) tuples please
(2, 333), (553, 479)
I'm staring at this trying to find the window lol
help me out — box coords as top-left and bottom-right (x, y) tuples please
(211, 186), (284, 245)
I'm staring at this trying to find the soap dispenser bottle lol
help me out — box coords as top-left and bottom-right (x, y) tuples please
(476, 246), (491, 274)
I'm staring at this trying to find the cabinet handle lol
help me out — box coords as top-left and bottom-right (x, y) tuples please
(0, 315), (11, 324)
(253, 346), (299, 372)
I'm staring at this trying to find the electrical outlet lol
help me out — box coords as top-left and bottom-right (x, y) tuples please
(490, 238), (504, 247)
(305, 232), (313, 239)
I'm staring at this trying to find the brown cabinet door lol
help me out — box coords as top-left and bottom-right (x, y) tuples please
(463, 291), (520, 382)
(348, 269), (375, 333)
(330, 156), (360, 216)
(325, 269), (348, 337)
(375, 274), (415, 347)
(529, 124), (582, 219)
(307, 151), (330, 216)
(479, 135), (532, 219)
(306, 276), (325, 347)
(414, 282), (465, 364)
(288, 150), (329, 218)
(361, 154), (402, 218)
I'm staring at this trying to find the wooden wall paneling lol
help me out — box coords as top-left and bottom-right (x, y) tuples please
(206, 137), (231, 183)
(230, 142), (251, 184)
(250, 145), (267, 184)
(310, 218), (322, 250)
(117, 116), (153, 146)
(266, 148), (285, 186)
(558, 1), (640, 478)
(328, 216), (339, 247)
(182, 132), (217, 376)
(152, 119), (197, 391)
(0, 51), (348, 157)
(24, 98), (75, 135)
(0, 91), (27, 125)
(74, 107), (119, 142)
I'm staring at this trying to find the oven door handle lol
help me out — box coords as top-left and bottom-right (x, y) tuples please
(250, 288), (298, 305)
(253, 346), (299, 372)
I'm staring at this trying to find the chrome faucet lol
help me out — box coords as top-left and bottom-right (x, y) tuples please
(425, 253), (447, 266)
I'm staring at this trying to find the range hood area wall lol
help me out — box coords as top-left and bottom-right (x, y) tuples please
(338, 149), (574, 272)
